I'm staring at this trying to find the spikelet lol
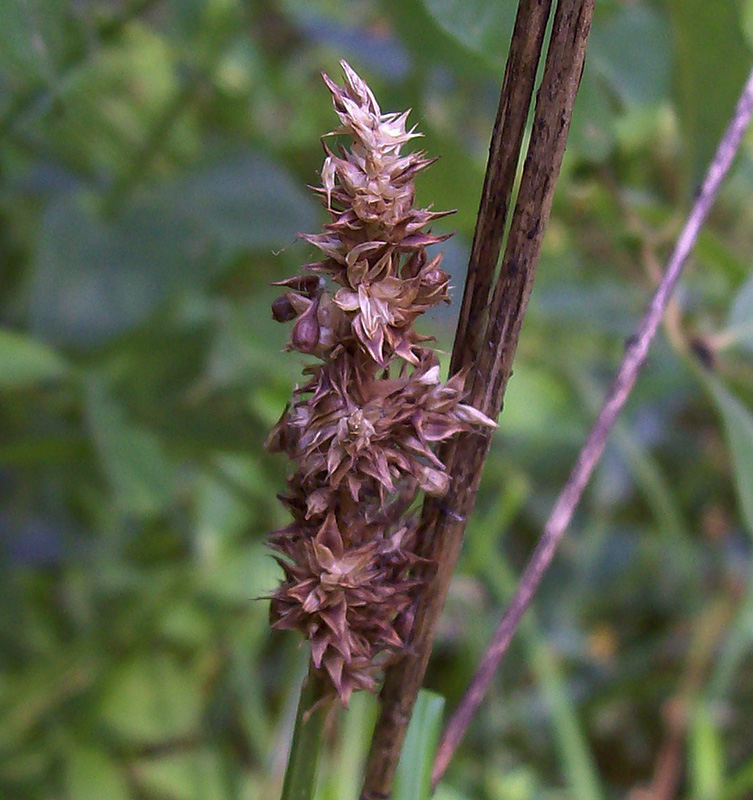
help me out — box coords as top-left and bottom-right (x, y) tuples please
(266, 61), (495, 705)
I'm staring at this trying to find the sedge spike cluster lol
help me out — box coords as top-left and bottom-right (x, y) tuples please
(266, 61), (496, 705)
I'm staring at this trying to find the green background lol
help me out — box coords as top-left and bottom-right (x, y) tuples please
(2, 0), (753, 798)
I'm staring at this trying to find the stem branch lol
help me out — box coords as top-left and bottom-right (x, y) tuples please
(360, 1), (595, 796)
(433, 60), (753, 786)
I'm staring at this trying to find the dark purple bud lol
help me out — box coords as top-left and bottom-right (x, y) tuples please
(272, 294), (298, 322)
(291, 300), (321, 353)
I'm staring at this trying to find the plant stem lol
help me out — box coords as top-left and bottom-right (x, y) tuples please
(360, 1), (594, 796)
(279, 666), (329, 800)
(433, 60), (753, 786)
(451, 0), (554, 374)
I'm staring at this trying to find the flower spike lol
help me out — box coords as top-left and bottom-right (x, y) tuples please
(266, 62), (496, 704)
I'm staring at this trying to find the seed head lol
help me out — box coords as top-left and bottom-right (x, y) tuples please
(266, 61), (495, 703)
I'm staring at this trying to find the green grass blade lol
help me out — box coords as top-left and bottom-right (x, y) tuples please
(723, 753), (753, 800)
(280, 668), (328, 800)
(465, 487), (605, 800)
(700, 373), (753, 700)
(317, 692), (377, 800)
(689, 700), (724, 800)
(393, 690), (445, 800)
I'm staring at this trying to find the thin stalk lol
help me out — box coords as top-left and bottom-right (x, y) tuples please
(451, 0), (554, 374)
(433, 61), (753, 785)
(360, 1), (594, 797)
(279, 666), (329, 800)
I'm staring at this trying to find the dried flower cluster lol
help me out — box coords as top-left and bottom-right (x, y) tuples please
(266, 61), (495, 705)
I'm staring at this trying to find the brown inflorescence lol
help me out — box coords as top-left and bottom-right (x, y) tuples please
(266, 61), (496, 705)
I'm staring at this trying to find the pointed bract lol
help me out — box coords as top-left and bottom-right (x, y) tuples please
(266, 62), (495, 703)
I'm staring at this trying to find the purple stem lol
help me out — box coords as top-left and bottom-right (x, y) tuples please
(433, 62), (753, 787)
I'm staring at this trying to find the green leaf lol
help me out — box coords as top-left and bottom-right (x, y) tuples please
(85, 378), (176, 516)
(205, 297), (293, 388)
(65, 745), (130, 800)
(319, 692), (378, 800)
(382, 0), (499, 77)
(421, 0), (516, 69)
(485, 766), (540, 800)
(44, 24), (190, 178)
(30, 154), (316, 348)
(568, 67), (616, 162)
(158, 601), (213, 647)
(194, 457), (259, 545)
(695, 229), (750, 284)
(199, 542), (280, 604)
(169, 153), (318, 251)
(413, 131), (484, 234)
(134, 749), (227, 800)
(708, 579), (753, 703)
(569, 5), (671, 162)
(393, 690), (445, 800)
(0, 658), (98, 750)
(668, 0), (751, 186)
(0, 328), (68, 388)
(465, 490), (605, 800)
(31, 190), (220, 348)
(725, 752), (753, 800)
(589, 6), (672, 109)
(724, 269), (753, 352)
(99, 653), (203, 744)
(433, 787), (474, 800)
(705, 375), (753, 538)
(689, 700), (724, 800)
(501, 363), (584, 444)
(0, 0), (68, 86)
(742, 0), (753, 49)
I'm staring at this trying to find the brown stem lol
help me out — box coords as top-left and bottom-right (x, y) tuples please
(359, 1), (594, 797)
(451, 0), (554, 376)
(433, 61), (753, 787)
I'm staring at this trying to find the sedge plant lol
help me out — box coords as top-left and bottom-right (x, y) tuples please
(265, 61), (495, 796)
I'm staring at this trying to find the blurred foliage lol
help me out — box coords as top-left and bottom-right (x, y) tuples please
(2, 1), (753, 799)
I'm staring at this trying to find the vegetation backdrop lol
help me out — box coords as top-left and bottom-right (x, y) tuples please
(2, 1), (753, 799)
